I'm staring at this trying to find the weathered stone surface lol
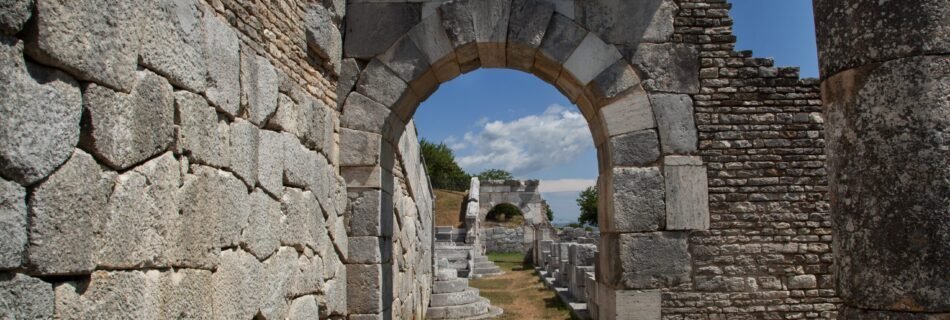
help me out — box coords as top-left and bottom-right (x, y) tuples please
(575, 0), (673, 46)
(629, 43), (699, 94)
(650, 93), (697, 154)
(344, 3), (421, 59)
(599, 90), (655, 137)
(261, 247), (297, 320)
(229, 119), (259, 188)
(609, 129), (660, 167)
(27, 150), (114, 275)
(340, 129), (382, 166)
(160, 269), (213, 320)
(347, 263), (383, 314)
(616, 232), (690, 289)
(664, 156), (708, 231)
(0, 179), (25, 269)
(300, 98), (335, 153)
(269, 94), (300, 135)
(214, 171), (250, 248)
(325, 194), (349, 261)
(55, 270), (161, 320)
(343, 92), (392, 134)
(824, 56), (950, 311)
(438, 0), (479, 64)
(348, 190), (394, 237)
(283, 135), (322, 190)
(202, 14), (241, 116)
(281, 189), (330, 257)
(176, 91), (229, 168)
(538, 14), (588, 65)
(288, 295), (320, 320)
(244, 189), (281, 260)
(82, 70), (175, 170)
(305, 3), (342, 74)
(97, 153), (179, 268)
(356, 59), (410, 108)
(321, 251), (347, 317)
(289, 253), (324, 297)
(213, 249), (264, 320)
(139, 0), (206, 92)
(379, 36), (430, 84)
(0, 37), (82, 185)
(597, 287), (661, 320)
(242, 50), (280, 126)
(604, 167), (665, 232)
(348, 236), (388, 264)
(472, 0), (511, 67)
(257, 130), (285, 196)
(0, 0), (30, 34)
(590, 60), (641, 102)
(409, 14), (455, 67)
(787, 274), (817, 289)
(564, 33), (622, 85)
(176, 166), (240, 268)
(814, 0), (950, 77)
(506, 0), (554, 71)
(25, 0), (138, 92)
(337, 58), (361, 109)
(0, 272), (53, 318)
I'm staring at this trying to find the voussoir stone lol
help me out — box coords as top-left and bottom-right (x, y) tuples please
(25, 0), (138, 92)
(241, 50), (280, 126)
(564, 33), (623, 85)
(54, 270), (161, 320)
(590, 60), (641, 102)
(97, 152), (180, 269)
(600, 90), (656, 137)
(82, 70), (176, 170)
(538, 14), (589, 64)
(0, 37), (82, 185)
(356, 59), (410, 108)
(0, 0), (31, 34)
(305, 3), (342, 75)
(176, 91), (230, 168)
(344, 3), (421, 59)
(28, 150), (114, 275)
(0, 272), (54, 318)
(244, 188), (281, 260)
(139, 0), (207, 92)
(343, 92), (392, 134)
(213, 249), (264, 320)
(203, 12), (241, 116)
(607, 167), (665, 232)
(379, 36), (430, 84)
(0, 178), (25, 269)
(629, 43), (700, 94)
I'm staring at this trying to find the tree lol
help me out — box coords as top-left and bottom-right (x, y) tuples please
(420, 139), (470, 191)
(543, 202), (554, 222)
(576, 186), (598, 226)
(476, 168), (513, 181)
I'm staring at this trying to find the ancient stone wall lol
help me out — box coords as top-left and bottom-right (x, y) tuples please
(478, 180), (547, 224)
(480, 227), (525, 253)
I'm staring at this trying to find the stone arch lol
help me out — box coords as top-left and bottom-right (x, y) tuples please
(339, 0), (709, 317)
(485, 203), (523, 222)
(478, 179), (545, 224)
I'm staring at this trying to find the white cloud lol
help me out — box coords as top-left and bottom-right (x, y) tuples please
(444, 136), (467, 151)
(538, 179), (596, 193)
(456, 105), (593, 175)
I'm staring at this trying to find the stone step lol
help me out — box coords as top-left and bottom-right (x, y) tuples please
(474, 261), (496, 269)
(436, 268), (458, 281)
(433, 278), (469, 294)
(429, 288), (481, 307)
(474, 256), (490, 263)
(471, 267), (503, 277)
(425, 297), (491, 319)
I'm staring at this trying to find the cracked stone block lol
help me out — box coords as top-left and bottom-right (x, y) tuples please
(0, 0), (31, 34)
(589, 60), (641, 103)
(649, 93), (697, 154)
(0, 272), (54, 318)
(213, 249), (264, 320)
(603, 167), (665, 233)
(664, 156), (709, 231)
(229, 119), (259, 188)
(305, 3), (342, 75)
(257, 130), (284, 196)
(244, 189), (281, 260)
(139, 0), (206, 92)
(609, 129), (660, 167)
(0, 178), (26, 269)
(629, 43), (700, 94)
(337, 59), (361, 109)
(202, 12), (241, 116)
(97, 152), (179, 269)
(564, 33), (622, 85)
(599, 90), (655, 137)
(340, 129), (382, 166)
(507, 0), (554, 71)
(25, 0), (138, 92)
(326, 197), (349, 262)
(342, 92), (392, 134)
(241, 50), (279, 126)
(344, 3), (421, 59)
(54, 270), (161, 320)
(0, 37), (82, 185)
(356, 59), (410, 108)
(176, 91), (229, 168)
(82, 70), (175, 170)
(288, 295), (320, 320)
(28, 150), (114, 275)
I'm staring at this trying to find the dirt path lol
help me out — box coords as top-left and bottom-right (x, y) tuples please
(469, 253), (574, 320)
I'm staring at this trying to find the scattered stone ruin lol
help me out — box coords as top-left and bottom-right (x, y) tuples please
(0, 0), (946, 319)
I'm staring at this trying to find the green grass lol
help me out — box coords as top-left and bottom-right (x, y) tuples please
(469, 253), (574, 320)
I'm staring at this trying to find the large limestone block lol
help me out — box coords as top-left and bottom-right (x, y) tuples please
(25, 0), (138, 92)
(0, 178), (26, 269)
(202, 11), (241, 116)
(346, 264), (384, 314)
(379, 36), (430, 84)
(603, 232), (690, 289)
(300, 98), (335, 154)
(337, 58), (361, 109)
(97, 153), (180, 269)
(0, 0), (30, 34)
(54, 270), (161, 320)
(213, 249), (264, 320)
(160, 269), (213, 319)
(281, 189), (331, 258)
(340, 129), (382, 166)
(176, 91), (229, 168)
(289, 253), (324, 298)
(241, 51), (280, 126)
(257, 130), (285, 196)
(260, 247), (297, 320)
(83, 70), (176, 170)
(214, 171), (250, 248)
(344, 3), (421, 59)
(356, 59), (411, 108)
(288, 295), (320, 320)
(321, 252), (347, 317)
(507, 0), (555, 71)
(603, 167), (664, 232)
(139, 0), (206, 92)
(229, 119), (259, 188)
(599, 91), (655, 138)
(348, 236), (387, 264)
(649, 93), (697, 154)
(608, 129), (660, 167)
(564, 33), (622, 85)
(326, 195), (350, 261)
(244, 189), (281, 260)
(575, 0), (674, 47)
(348, 190), (394, 237)
(0, 273), (54, 318)
(596, 286), (661, 320)
(0, 37), (82, 185)
(28, 150), (114, 275)
(342, 92), (392, 134)
(664, 156), (709, 230)
(629, 43), (699, 94)
(268, 94), (300, 135)
(569, 243), (597, 267)
(176, 166), (243, 268)
(305, 3), (342, 75)
(282, 135), (323, 190)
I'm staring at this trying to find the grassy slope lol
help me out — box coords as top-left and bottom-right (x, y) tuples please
(469, 253), (575, 320)
(433, 189), (467, 228)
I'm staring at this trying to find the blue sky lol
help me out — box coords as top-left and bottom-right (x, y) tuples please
(414, 1), (818, 224)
